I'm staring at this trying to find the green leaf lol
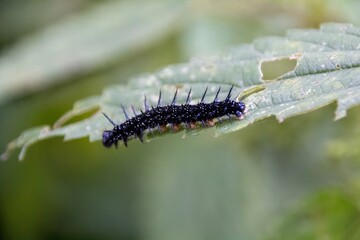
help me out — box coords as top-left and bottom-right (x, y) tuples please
(3, 23), (360, 161)
(0, 0), (185, 105)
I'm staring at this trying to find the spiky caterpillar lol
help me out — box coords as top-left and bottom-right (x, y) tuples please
(102, 86), (246, 148)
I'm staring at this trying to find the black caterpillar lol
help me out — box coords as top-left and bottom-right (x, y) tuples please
(102, 86), (246, 148)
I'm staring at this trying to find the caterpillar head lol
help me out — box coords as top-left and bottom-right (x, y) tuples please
(229, 100), (246, 118)
(102, 130), (116, 148)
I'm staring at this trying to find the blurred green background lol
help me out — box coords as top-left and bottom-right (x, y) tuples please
(1, 0), (360, 239)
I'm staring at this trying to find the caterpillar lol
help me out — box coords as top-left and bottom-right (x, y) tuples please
(102, 86), (246, 148)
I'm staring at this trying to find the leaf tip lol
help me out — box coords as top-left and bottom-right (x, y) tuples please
(275, 114), (285, 123)
(334, 109), (347, 121)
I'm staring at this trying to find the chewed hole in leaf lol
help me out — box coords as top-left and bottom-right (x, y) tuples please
(261, 57), (297, 81)
(54, 107), (99, 129)
(53, 96), (100, 128)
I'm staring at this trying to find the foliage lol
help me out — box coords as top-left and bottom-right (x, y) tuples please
(1, 1), (360, 239)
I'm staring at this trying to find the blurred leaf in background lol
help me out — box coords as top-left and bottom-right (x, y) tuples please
(1, 0), (360, 239)
(0, 0), (186, 105)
